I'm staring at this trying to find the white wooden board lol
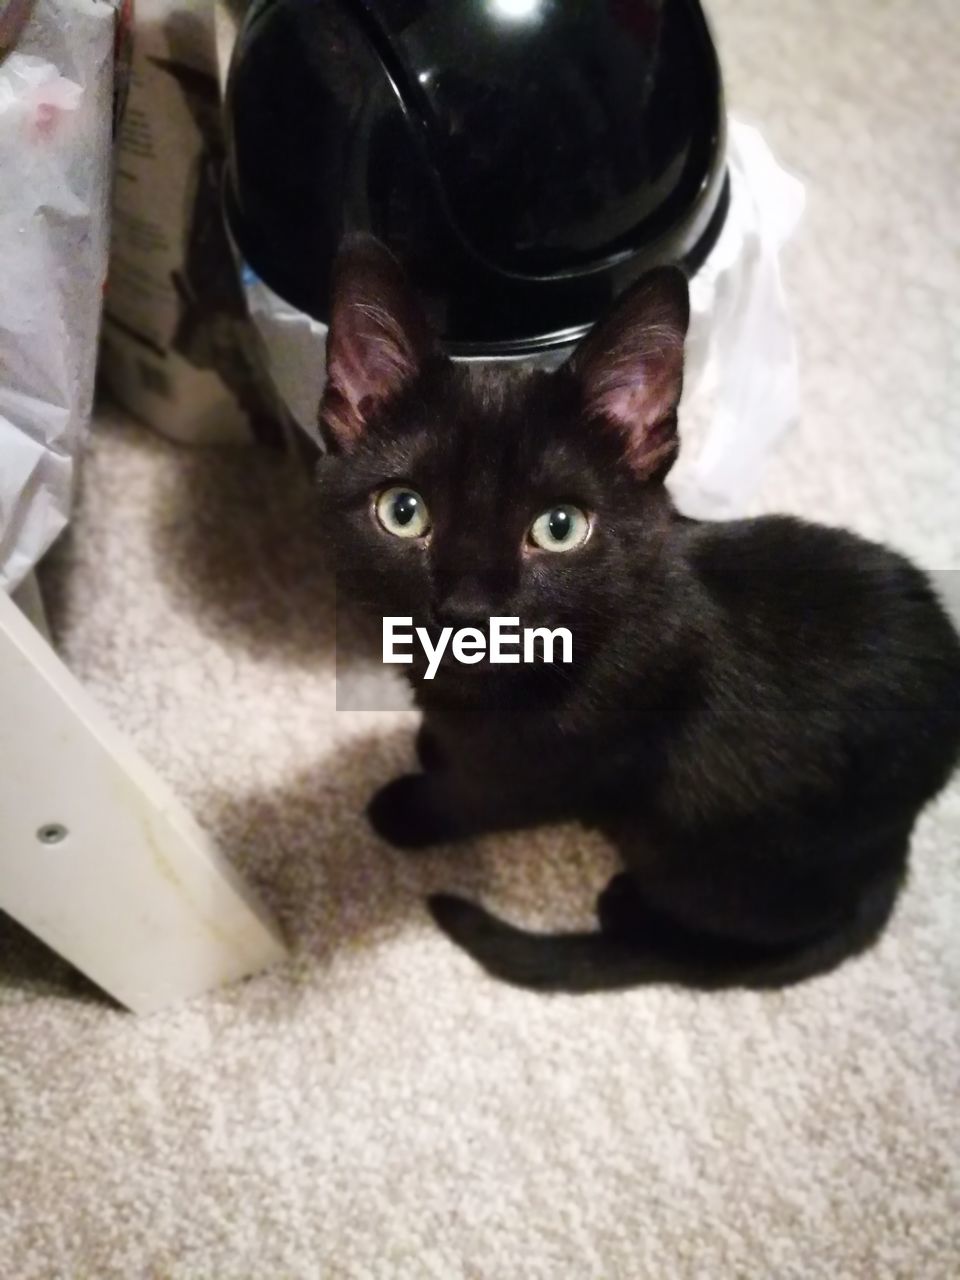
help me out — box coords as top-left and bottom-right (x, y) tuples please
(0, 590), (286, 1012)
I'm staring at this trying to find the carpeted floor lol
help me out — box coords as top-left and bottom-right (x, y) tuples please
(3, 1), (960, 1276)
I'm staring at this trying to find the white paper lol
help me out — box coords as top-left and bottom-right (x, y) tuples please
(0, 0), (118, 592)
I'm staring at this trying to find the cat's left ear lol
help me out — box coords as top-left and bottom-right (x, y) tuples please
(320, 233), (434, 450)
(566, 266), (690, 480)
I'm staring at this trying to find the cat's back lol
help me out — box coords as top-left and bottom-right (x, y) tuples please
(660, 514), (960, 815)
(684, 514), (958, 667)
(681, 513), (960, 751)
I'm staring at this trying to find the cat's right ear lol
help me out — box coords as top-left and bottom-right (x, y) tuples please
(320, 234), (434, 451)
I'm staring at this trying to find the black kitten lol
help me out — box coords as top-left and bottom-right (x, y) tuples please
(316, 233), (960, 993)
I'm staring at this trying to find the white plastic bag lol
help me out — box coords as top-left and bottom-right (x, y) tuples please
(0, 0), (123, 592)
(241, 117), (804, 519)
(669, 119), (805, 517)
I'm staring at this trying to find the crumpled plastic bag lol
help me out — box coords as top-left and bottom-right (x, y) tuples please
(669, 119), (805, 517)
(0, 0), (122, 593)
(242, 117), (804, 519)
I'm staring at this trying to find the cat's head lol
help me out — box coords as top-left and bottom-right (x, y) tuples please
(316, 234), (689, 698)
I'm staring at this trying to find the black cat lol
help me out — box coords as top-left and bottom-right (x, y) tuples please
(316, 233), (960, 993)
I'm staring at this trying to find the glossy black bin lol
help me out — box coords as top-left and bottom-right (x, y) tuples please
(224, 0), (728, 358)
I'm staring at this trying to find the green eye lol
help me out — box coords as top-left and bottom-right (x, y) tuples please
(375, 486), (431, 539)
(529, 504), (591, 553)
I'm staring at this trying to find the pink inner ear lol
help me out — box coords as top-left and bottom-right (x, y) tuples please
(592, 352), (681, 431)
(569, 267), (689, 477)
(615, 410), (678, 476)
(321, 384), (365, 449)
(321, 236), (432, 448)
(584, 323), (685, 476)
(326, 304), (419, 443)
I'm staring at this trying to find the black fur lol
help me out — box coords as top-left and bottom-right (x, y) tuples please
(316, 234), (960, 993)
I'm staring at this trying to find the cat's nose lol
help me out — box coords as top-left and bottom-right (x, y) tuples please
(433, 603), (490, 633)
(432, 583), (493, 633)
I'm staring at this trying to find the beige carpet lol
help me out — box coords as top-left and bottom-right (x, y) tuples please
(4, 1), (960, 1275)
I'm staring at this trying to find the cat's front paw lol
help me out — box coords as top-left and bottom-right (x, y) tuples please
(367, 774), (458, 850)
(415, 724), (446, 772)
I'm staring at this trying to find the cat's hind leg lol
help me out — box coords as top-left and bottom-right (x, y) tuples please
(593, 848), (908, 991)
(596, 871), (649, 937)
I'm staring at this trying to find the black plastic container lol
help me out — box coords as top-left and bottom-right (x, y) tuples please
(224, 0), (728, 357)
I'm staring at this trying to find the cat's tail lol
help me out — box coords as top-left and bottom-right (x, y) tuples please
(427, 881), (900, 994)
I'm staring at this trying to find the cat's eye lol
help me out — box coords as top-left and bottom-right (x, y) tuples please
(375, 486), (431, 539)
(529, 504), (591, 553)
